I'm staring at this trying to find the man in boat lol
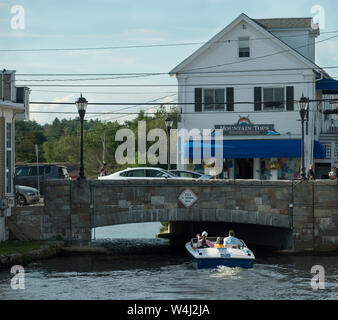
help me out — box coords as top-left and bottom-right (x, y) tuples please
(223, 230), (243, 247)
(196, 231), (214, 248)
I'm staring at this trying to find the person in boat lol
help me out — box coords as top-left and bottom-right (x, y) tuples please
(196, 231), (214, 248)
(215, 237), (224, 248)
(223, 230), (243, 248)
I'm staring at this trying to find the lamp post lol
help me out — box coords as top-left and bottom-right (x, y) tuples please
(297, 94), (309, 180)
(165, 117), (173, 170)
(76, 94), (88, 180)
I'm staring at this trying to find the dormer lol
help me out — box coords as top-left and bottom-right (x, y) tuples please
(253, 18), (320, 63)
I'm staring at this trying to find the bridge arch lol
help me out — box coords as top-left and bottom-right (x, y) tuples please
(9, 179), (338, 253)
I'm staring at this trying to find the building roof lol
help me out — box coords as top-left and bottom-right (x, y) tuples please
(253, 18), (320, 35)
(169, 13), (322, 75)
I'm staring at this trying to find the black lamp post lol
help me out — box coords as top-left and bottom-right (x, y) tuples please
(76, 94), (88, 180)
(297, 94), (309, 180)
(165, 117), (173, 170)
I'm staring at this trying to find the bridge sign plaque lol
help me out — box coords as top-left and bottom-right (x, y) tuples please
(179, 189), (198, 208)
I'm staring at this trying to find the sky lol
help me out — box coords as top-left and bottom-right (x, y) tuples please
(0, 0), (337, 124)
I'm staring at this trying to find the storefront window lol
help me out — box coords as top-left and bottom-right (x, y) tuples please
(259, 159), (271, 180)
(278, 158), (300, 180)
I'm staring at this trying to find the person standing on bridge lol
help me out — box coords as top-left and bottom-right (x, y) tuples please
(223, 230), (243, 247)
(329, 166), (336, 180)
(307, 164), (316, 180)
(99, 163), (108, 177)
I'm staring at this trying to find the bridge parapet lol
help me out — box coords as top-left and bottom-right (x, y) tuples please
(8, 179), (338, 252)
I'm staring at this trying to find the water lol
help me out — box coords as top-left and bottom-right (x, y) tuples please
(0, 222), (337, 300)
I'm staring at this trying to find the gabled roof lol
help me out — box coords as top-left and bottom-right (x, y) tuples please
(169, 13), (323, 76)
(253, 17), (320, 35)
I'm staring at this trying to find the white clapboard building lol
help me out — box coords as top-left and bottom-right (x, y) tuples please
(170, 13), (338, 180)
(0, 69), (30, 241)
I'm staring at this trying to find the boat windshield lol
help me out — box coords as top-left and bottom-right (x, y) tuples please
(190, 237), (245, 248)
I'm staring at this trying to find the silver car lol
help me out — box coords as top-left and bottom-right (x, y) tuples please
(169, 170), (213, 179)
(98, 167), (179, 180)
(16, 185), (40, 206)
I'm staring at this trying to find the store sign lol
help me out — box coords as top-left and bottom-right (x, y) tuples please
(179, 189), (198, 208)
(214, 117), (280, 136)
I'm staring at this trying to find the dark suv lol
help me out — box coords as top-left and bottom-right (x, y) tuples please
(14, 164), (70, 195)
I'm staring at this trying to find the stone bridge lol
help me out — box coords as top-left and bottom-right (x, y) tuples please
(8, 179), (338, 253)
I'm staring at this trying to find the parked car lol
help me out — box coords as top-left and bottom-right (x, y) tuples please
(169, 169), (213, 179)
(98, 167), (181, 180)
(14, 164), (71, 195)
(16, 185), (40, 206)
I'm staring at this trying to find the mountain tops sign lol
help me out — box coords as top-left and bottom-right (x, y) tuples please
(214, 117), (280, 136)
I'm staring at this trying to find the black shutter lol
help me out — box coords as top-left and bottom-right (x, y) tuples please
(286, 86), (294, 111)
(16, 87), (24, 103)
(254, 87), (262, 111)
(195, 88), (202, 112)
(226, 87), (234, 111)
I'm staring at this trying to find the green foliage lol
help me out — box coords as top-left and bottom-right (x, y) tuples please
(0, 240), (45, 255)
(15, 106), (178, 178)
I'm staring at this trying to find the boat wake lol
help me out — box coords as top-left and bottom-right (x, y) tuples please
(210, 266), (246, 279)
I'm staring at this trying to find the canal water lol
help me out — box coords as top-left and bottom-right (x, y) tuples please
(0, 222), (337, 300)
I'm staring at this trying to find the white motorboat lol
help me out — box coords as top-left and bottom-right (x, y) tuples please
(185, 237), (255, 269)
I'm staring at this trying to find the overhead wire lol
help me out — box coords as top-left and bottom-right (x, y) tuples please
(2, 30), (338, 53)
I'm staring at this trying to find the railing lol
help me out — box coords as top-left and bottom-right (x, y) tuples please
(322, 119), (338, 134)
(321, 142), (338, 161)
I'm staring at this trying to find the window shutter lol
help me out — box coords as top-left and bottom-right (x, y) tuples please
(195, 88), (202, 112)
(4, 74), (11, 101)
(226, 87), (234, 111)
(286, 86), (294, 111)
(254, 87), (262, 111)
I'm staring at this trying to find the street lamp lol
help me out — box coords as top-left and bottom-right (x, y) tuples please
(76, 94), (88, 180)
(165, 117), (173, 170)
(297, 94), (309, 180)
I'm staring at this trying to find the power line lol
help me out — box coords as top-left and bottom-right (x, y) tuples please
(32, 89), (177, 95)
(180, 34), (338, 73)
(15, 66), (338, 78)
(3, 30), (338, 53)
(15, 74), (162, 82)
(29, 98), (335, 108)
(26, 80), (327, 88)
(85, 94), (177, 120)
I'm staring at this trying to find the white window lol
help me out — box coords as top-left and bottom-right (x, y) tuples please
(239, 37), (250, 58)
(6, 122), (12, 194)
(263, 87), (285, 110)
(203, 89), (225, 112)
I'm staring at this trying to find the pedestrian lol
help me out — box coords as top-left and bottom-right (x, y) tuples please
(329, 166), (336, 180)
(307, 164), (316, 180)
(99, 163), (108, 177)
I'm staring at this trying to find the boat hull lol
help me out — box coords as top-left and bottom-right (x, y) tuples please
(185, 242), (255, 269)
(189, 254), (254, 269)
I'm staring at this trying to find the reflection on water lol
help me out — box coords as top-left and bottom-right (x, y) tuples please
(0, 223), (337, 300)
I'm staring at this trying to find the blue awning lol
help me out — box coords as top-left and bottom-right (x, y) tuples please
(184, 140), (326, 159)
(316, 78), (338, 94)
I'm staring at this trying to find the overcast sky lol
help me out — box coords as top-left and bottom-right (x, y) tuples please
(0, 0), (337, 124)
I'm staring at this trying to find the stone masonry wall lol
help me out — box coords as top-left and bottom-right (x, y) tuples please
(8, 179), (338, 252)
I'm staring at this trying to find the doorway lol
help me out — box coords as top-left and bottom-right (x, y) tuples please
(315, 163), (331, 179)
(235, 159), (253, 179)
